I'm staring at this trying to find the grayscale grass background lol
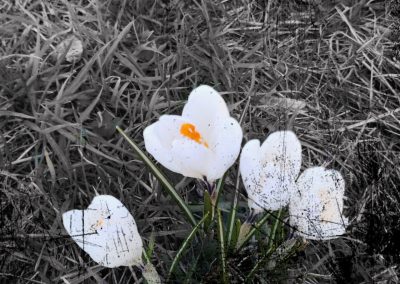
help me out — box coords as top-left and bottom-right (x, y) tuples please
(1, 0), (400, 283)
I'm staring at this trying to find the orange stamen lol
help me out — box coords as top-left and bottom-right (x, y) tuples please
(180, 123), (209, 148)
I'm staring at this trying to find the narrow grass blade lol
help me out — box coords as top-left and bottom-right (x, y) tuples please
(235, 222), (252, 251)
(245, 247), (274, 282)
(168, 212), (209, 279)
(246, 210), (282, 281)
(184, 251), (202, 284)
(146, 231), (156, 260)
(116, 126), (196, 227)
(208, 174), (225, 228)
(63, 41), (111, 98)
(266, 238), (305, 271)
(217, 209), (228, 284)
(267, 209), (283, 251)
(230, 218), (241, 252)
(203, 190), (213, 230)
(142, 249), (151, 264)
(226, 185), (239, 251)
(213, 173), (226, 207)
(246, 239), (305, 282)
(236, 212), (270, 252)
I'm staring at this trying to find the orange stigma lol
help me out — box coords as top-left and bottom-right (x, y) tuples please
(180, 123), (209, 148)
(95, 218), (105, 229)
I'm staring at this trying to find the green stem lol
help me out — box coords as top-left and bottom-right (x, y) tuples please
(217, 209), (228, 284)
(116, 126), (196, 227)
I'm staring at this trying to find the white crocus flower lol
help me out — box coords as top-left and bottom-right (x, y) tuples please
(289, 167), (348, 240)
(144, 85), (243, 183)
(240, 131), (302, 213)
(63, 195), (143, 268)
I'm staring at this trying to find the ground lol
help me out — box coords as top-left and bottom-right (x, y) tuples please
(1, 0), (400, 283)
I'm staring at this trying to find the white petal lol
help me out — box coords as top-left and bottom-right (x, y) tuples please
(239, 140), (263, 212)
(240, 140), (293, 212)
(182, 85), (230, 136)
(260, 130), (302, 182)
(240, 132), (300, 213)
(289, 167), (348, 240)
(171, 139), (211, 179)
(258, 165), (296, 211)
(144, 85), (241, 182)
(154, 115), (186, 147)
(206, 116), (243, 181)
(143, 115), (186, 174)
(63, 195), (143, 267)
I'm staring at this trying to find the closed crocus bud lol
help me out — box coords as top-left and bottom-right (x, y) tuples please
(63, 195), (143, 268)
(144, 85), (243, 183)
(240, 131), (302, 213)
(289, 167), (348, 240)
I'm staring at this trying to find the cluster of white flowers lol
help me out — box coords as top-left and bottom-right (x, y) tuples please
(240, 132), (348, 240)
(145, 85), (348, 240)
(62, 85), (348, 274)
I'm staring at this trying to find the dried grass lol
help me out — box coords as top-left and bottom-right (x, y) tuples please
(1, 0), (400, 282)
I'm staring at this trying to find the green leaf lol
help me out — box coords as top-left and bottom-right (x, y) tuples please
(226, 182), (239, 251)
(267, 209), (283, 251)
(229, 218), (241, 251)
(168, 212), (209, 279)
(216, 209), (228, 284)
(212, 173), (226, 207)
(142, 249), (151, 264)
(116, 126), (196, 227)
(146, 230), (156, 260)
(235, 222), (252, 251)
(236, 212), (270, 252)
(246, 210), (285, 281)
(203, 190), (213, 230)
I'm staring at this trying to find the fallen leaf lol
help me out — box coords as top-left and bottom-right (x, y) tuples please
(257, 95), (307, 112)
(55, 35), (83, 63)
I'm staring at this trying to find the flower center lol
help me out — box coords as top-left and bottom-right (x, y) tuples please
(180, 123), (209, 148)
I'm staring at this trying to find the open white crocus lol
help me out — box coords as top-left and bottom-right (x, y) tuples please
(289, 167), (348, 240)
(240, 131), (302, 213)
(144, 85), (243, 183)
(63, 195), (143, 268)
